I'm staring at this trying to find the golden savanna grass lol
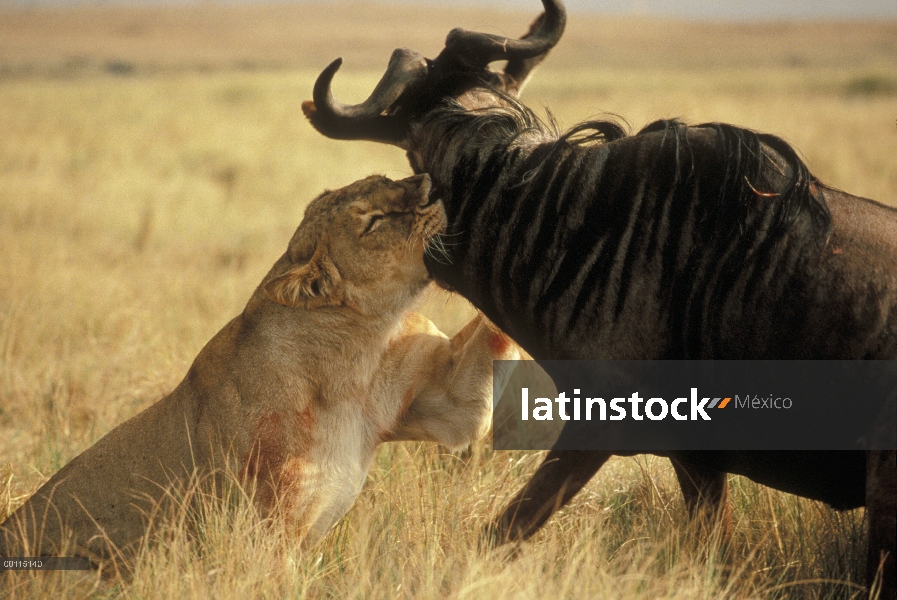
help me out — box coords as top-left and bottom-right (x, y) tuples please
(1, 3), (895, 598)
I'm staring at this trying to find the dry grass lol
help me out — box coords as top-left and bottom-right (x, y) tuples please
(1, 3), (895, 598)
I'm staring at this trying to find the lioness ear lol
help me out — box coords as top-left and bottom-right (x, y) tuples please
(264, 245), (343, 308)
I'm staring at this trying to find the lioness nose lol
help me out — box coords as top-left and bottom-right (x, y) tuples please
(419, 185), (442, 208)
(400, 173), (431, 207)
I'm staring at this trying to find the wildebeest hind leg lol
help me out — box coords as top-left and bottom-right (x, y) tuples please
(670, 457), (733, 543)
(485, 450), (611, 546)
(865, 450), (896, 600)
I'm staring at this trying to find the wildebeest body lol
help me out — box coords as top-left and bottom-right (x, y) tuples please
(413, 113), (896, 363)
(411, 100), (895, 499)
(674, 450), (867, 510)
(303, 0), (897, 594)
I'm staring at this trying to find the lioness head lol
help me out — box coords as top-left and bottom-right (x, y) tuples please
(265, 174), (445, 313)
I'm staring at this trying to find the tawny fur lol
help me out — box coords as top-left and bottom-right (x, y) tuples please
(0, 173), (520, 566)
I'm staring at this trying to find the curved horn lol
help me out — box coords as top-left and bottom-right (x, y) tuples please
(443, 0), (566, 66)
(304, 48), (429, 143)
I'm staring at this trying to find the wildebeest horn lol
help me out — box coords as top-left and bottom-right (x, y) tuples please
(304, 48), (429, 143)
(442, 0), (566, 66)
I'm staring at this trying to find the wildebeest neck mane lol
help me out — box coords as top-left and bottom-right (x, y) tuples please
(415, 98), (835, 358)
(416, 96), (831, 239)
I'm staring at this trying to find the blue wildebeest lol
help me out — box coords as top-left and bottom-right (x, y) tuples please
(302, 0), (897, 595)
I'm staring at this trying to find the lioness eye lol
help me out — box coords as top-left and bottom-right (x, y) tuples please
(363, 213), (385, 235)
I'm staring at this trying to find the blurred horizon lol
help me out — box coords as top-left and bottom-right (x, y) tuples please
(2, 0), (896, 21)
(3, 1), (895, 81)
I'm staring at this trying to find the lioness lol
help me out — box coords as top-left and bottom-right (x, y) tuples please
(0, 173), (519, 565)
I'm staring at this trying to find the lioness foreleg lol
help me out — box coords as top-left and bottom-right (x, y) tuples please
(380, 313), (519, 448)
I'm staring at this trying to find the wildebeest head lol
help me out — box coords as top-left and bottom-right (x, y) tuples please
(302, 0), (565, 150)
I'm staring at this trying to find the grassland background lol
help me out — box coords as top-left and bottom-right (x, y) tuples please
(1, 3), (895, 598)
